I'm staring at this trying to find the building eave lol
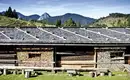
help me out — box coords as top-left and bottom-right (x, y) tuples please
(0, 42), (130, 46)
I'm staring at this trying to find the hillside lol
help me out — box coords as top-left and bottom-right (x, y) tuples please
(0, 15), (44, 27)
(89, 13), (130, 27)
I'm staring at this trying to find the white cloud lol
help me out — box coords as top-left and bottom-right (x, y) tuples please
(11, 1), (130, 19)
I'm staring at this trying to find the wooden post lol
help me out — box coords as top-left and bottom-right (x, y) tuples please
(24, 69), (33, 78)
(100, 72), (105, 76)
(13, 70), (16, 75)
(25, 71), (30, 78)
(108, 72), (112, 76)
(22, 69), (24, 75)
(89, 72), (94, 77)
(0, 70), (2, 75)
(94, 72), (97, 77)
(51, 69), (56, 73)
(3, 69), (7, 75)
(52, 47), (56, 73)
(53, 47), (56, 67)
(94, 48), (97, 68)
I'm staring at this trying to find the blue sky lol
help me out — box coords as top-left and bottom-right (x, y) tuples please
(0, 0), (130, 19)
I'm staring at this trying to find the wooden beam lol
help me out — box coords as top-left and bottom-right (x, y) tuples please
(94, 47), (126, 49)
(0, 66), (108, 71)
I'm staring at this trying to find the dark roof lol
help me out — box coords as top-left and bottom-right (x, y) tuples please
(0, 27), (130, 45)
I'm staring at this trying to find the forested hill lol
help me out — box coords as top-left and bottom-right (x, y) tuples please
(88, 13), (130, 27)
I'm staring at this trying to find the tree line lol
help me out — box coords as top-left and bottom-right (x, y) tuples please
(109, 13), (130, 18)
(55, 18), (81, 27)
(1, 7), (18, 19)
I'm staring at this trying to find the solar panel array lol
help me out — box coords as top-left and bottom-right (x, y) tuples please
(0, 27), (130, 43)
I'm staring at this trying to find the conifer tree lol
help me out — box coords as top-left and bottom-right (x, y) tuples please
(13, 9), (18, 19)
(6, 7), (13, 17)
(56, 19), (61, 27)
(4, 7), (18, 19)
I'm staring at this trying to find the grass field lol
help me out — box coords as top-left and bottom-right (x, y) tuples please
(0, 71), (129, 80)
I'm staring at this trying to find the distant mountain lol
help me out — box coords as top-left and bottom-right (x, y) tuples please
(89, 13), (130, 27)
(0, 11), (5, 15)
(38, 12), (51, 20)
(0, 11), (96, 25)
(17, 12), (40, 20)
(45, 13), (96, 25)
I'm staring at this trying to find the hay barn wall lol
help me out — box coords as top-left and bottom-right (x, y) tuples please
(17, 48), (54, 67)
(0, 45), (129, 71)
(96, 47), (125, 71)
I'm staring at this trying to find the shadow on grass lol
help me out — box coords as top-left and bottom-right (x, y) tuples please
(31, 72), (43, 78)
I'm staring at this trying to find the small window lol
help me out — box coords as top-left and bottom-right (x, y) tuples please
(28, 53), (41, 58)
(110, 52), (123, 58)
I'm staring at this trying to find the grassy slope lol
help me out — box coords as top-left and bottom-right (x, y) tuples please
(0, 72), (129, 80)
(89, 17), (129, 27)
(0, 15), (44, 27)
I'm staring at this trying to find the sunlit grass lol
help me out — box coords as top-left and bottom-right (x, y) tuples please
(0, 15), (44, 27)
(0, 71), (129, 80)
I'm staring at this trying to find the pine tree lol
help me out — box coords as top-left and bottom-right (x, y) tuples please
(63, 18), (76, 27)
(6, 7), (13, 18)
(13, 9), (18, 19)
(4, 7), (18, 19)
(56, 19), (61, 27)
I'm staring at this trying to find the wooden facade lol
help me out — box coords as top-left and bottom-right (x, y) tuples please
(0, 45), (129, 71)
(0, 27), (130, 71)
(0, 45), (16, 66)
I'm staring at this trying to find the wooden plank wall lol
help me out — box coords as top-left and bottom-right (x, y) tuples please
(56, 47), (95, 68)
(0, 45), (16, 66)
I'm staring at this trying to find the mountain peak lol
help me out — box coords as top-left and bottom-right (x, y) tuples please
(64, 13), (77, 16)
(65, 13), (72, 15)
(38, 12), (51, 20)
(43, 12), (49, 15)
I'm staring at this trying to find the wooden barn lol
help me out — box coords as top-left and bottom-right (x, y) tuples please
(0, 27), (130, 71)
